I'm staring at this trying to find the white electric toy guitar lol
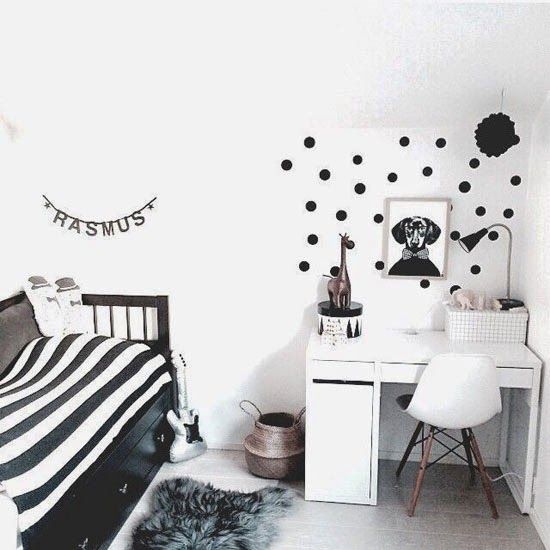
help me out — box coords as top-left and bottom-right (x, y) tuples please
(167, 350), (207, 462)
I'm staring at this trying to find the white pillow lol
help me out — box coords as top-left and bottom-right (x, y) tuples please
(55, 277), (89, 335)
(23, 276), (64, 336)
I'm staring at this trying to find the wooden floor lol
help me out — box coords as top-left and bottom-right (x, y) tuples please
(109, 450), (543, 549)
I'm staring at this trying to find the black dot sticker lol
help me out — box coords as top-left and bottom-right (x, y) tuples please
(304, 136), (315, 148)
(471, 265), (481, 275)
(459, 181), (471, 193)
(475, 206), (486, 216)
(336, 210), (347, 221)
(450, 285), (461, 295)
(387, 172), (398, 182)
(503, 208), (514, 219)
(399, 136), (410, 147)
(305, 201), (317, 212)
(375, 261), (384, 271)
(420, 279), (430, 289)
(469, 158), (480, 169)
(307, 234), (318, 245)
(281, 159), (292, 171)
(330, 266), (339, 277)
(435, 138), (446, 148)
(510, 175), (521, 186)
(319, 169), (331, 181)
(374, 213), (384, 224)
(354, 183), (366, 195)
(353, 155), (363, 165)
(488, 231), (499, 241)
(422, 166), (433, 177)
(450, 230), (461, 241)
(299, 261), (310, 272)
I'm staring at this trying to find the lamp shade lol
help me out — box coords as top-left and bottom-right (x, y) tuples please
(458, 228), (488, 252)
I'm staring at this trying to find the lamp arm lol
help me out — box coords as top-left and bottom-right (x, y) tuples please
(486, 224), (512, 298)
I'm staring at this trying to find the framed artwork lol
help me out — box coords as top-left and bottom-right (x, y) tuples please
(382, 197), (451, 280)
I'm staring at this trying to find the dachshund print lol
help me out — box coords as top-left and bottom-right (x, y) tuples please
(388, 216), (442, 276)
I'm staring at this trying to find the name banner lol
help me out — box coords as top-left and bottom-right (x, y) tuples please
(42, 195), (157, 237)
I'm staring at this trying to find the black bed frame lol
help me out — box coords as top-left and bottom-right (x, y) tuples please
(0, 292), (175, 550)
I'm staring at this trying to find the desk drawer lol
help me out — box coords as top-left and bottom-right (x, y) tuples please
(379, 363), (533, 389)
(308, 360), (375, 382)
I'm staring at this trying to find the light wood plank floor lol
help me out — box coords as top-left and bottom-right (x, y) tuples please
(109, 450), (543, 549)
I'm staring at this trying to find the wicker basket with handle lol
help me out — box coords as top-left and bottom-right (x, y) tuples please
(240, 400), (306, 480)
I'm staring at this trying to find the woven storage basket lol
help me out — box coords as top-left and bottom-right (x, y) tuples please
(240, 400), (305, 480)
(445, 304), (528, 343)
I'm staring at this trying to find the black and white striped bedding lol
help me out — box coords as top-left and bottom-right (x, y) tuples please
(0, 333), (171, 536)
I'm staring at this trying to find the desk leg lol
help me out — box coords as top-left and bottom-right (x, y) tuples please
(522, 365), (541, 514)
(498, 388), (511, 468)
(370, 363), (381, 506)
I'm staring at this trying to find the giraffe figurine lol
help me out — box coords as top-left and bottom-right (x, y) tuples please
(327, 233), (355, 309)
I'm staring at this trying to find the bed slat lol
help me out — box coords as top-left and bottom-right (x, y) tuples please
(126, 307), (131, 340)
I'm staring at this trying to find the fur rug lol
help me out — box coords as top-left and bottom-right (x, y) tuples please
(132, 477), (294, 549)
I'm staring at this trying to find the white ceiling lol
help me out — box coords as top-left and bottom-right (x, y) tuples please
(1, 1), (550, 128)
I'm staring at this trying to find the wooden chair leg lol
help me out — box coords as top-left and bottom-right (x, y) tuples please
(396, 421), (424, 477)
(461, 429), (476, 486)
(407, 425), (435, 517)
(468, 428), (499, 519)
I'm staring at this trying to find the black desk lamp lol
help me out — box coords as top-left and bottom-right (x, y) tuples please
(458, 223), (523, 309)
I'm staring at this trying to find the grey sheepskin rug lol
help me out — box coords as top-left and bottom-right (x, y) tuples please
(132, 477), (293, 549)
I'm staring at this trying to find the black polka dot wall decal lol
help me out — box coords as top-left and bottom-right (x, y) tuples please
(336, 210), (347, 221)
(469, 158), (480, 169)
(387, 172), (398, 182)
(459, 181), (471, 193)
(475, 206), (486, 216)
(304, 136), (315, 148)
(488, 230), (499, 241)
(299, 261), (310, 272)
(503, 208), (514, 219)
(399, 136), (410, 147)
(354, 182), (366, 195)
(471, 265), (481, 275)
(353, 155), (363, 165)
(374, 213), (384, 224)
(330, 266), (339, 277)
(435, 138), (446, 148)
(305, 201), (317, 212)
(420, 279), (430, 289)
(422, 166), (433, 177)
(375, 261), (384, 271)
(510, 175), (521, 186)
(281, 159), (292, 171)
(450, 284), (461, 295)
(450, 230), (461, 241)
(307, 234), (318, 245)
(319, 169), (331, 181)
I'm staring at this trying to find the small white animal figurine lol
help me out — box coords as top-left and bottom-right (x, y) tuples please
(167, 350), (207, 462)
(451, 288), (476, 310)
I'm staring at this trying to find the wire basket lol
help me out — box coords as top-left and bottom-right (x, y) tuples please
(445, 304), (528, 343)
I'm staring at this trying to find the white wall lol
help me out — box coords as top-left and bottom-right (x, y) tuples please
(0, 2), (539, 461)
(517, 93), (550, 548)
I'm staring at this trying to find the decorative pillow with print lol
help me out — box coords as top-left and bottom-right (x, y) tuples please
(23, 276), (64, 336)
(55, 277), (89, 334)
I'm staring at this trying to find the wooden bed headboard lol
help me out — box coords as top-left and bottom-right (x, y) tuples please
(0, 292), (171, 360)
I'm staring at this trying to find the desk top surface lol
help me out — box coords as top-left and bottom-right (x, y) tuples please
(307, 330), (541, 369)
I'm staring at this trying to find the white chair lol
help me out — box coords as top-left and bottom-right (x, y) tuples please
(396, 353), (502, 518)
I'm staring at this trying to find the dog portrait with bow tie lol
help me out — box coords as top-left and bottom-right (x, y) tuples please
(383, 198), (451, 279)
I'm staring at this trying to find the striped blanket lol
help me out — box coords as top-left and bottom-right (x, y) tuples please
(0, 333), (171, 537)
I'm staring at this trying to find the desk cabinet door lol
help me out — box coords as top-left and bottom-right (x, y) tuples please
(306, 380), (373, 504)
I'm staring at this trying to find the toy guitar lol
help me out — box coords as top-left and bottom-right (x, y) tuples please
(166, 349), (207, 462)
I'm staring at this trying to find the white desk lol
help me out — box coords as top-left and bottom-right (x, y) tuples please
(305, 329), (542, 513)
